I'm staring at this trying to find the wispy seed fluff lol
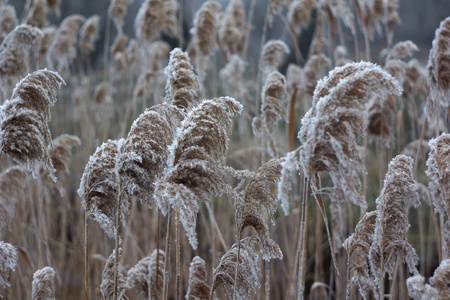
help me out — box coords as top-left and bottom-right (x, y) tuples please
(236, 158), (284, 261)
(369, 155), (419, 290)
(127, 249), (165, 299)
(426, 17), (450, 121)
(154, 97), (242, 249)
(164, 48), (200, 110)
(299, 62), (402, 209)
(48, 14), (85, 75)
(0, 25), (43, 99)
(31, 266), (56, 300)
(117, 104), (184, 208)
(426, 133), (450, 219)
(101, 248), (129, 300)
(135, 0), (178, 43)
(0, 241), (17, 295)
(186, 256), (210, 300)
(0, 69), (64, 180)
(211, 237), (260, 300)
(78, 139), (127, 238)
(79, 15), (100, 55)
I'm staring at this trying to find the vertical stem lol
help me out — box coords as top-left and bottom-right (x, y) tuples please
(85, 210), (89, 300)
(163, 208), (172, 300)
(255, 5), (270, 119)
(243, 0), (256, 62)
(265, 261), (270, 300)
(155, 210), (160, 300)
(297, 177), (309, 300)
(233, 231), (242, 300)
(113, 186), (122, 300)
(288, 89), (298, 152)
(176, 207), (181, 300)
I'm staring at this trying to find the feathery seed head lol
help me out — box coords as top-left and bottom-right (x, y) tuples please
(31, 266), (55, 300)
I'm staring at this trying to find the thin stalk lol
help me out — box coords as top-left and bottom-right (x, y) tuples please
(297, 177), (309, 300)
(176, 207), (181, 300)
(265, 261), (270, 300)
(278, 13), (304, 64)
(243, 0), (257, 62)
(255, 5), (270, 119)
(288, 89), (298, 152)
(233, 231), (242, 300)
(163, 208), (173, 300)
(113, 186), (123, 300)
(206, 202), (228, 252)
(85, 210), (89, 300)
(155, 210), (160, 300)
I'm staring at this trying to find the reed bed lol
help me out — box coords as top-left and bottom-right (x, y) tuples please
(0, 0), (448, 299)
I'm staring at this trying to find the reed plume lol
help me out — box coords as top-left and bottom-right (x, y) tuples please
(219, 54), (248, 103)
(219, 0), (246, 55)
(299, 61), (402, 208)
(333, 45), (351, 67)
(384, 0), (400, 46)
(0, 25), (43, 99)
(24, 0), (48, 29)
(135, 0), (164, 43)
(369, 155), (419, 295)
(164, 48), (200, 110)
(366, 94), (396, 142)
(31, 266), (55, 300)
(48, 14), (85, 75)
(110, 34), (128, 59)
(0, 5), (17, 43)
(46, 0), (60, 15)
(108, 0), (133, 34)
(37, 26), (56, 68)
(277, 150), (299, 215)
(186, 256), (210, 300)
(93, 81), (112, 104)
(407, 259), (450, 299)
(288, 0), (316, 32)
(48, 134), (81, 175)
(78, 139), (126, 238)
(402, 139), (430, 161)
(259, 71), (286, 158)
(162, 0), (178, 38)
(211, 237), (260, 300)
(0, 241), (17, 296)
(191, 1), (220, 57)
(79, 15), (100, 55)
(236, 158), (284, 260)
(127, 249), (165, 299)
(117, 104), (184, 207)
(154, 97), (242, 249)
(426, 17), (450, 121)
(0, 166), (30, 238)
(101, 248), (128, 300)
(262, 40), (290, 73)
(426, 133), (450, 219)
(0, 69), (64, 180)
(343, 211), (377, 299)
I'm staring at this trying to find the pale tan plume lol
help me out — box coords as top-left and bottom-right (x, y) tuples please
(186, 256), (210, 300)
(0, 5), (18, 44)
(48, 14), (85, 75)
(0, 25), (44, 99)
(219, 0), (246, 55)
(78, 139), (127, 238)
(154, 97), (242, 249)
(37, 26), (56, 68)
(0, 241), (17, 296)
(79, 15), (100, 55)
(0, 69), (64, 180)
(407, 259), (450, 299)
(369, 155), (419, 291)
(48, 134), (81, 174)
(236, 158), (284, 261)
(108, 0), (133, 34)
(101, 248), (129, 300)
(211, 237), (260, 299)
(288, 0), (316, 32)
(31, 266), (56, 300)
(127, 249), (165, 299)
(164, 48), (200, 110)
(190, 1), (221, 57)
(262, 40), (290, 73)
(24, 0), (48, 29)
(118, 104), (184, 208)
(426, 17), (450, 121)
